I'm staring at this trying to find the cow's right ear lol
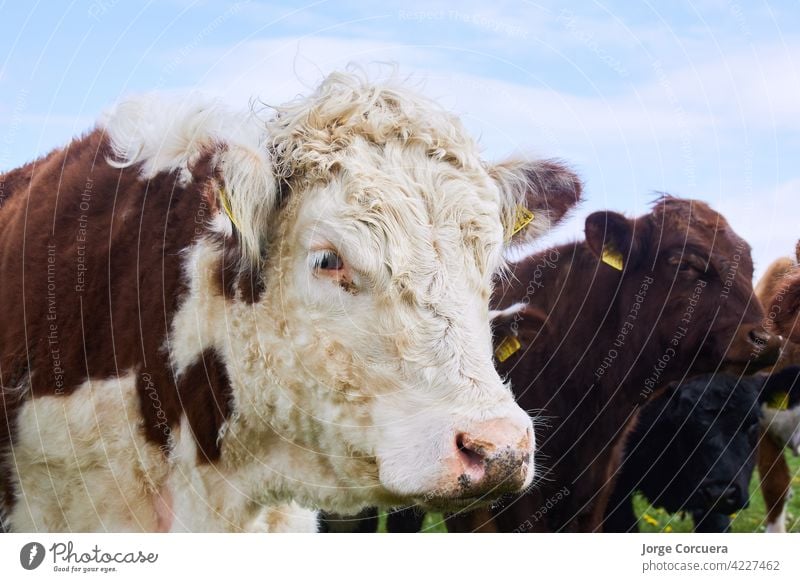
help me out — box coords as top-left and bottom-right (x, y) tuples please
(584, 211), (639, 273)
(491, 159), (583, 247)
(772, 270), (800, 342)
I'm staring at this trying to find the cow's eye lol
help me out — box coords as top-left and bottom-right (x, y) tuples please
(310, 248), (356, 292)
(311, 249), (344, 271)
(669, 253), (706, 275)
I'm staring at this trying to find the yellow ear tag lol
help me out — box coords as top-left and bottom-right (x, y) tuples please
(219, 187), (240, 231)
(509, 206), (535, 239)
(495, 335), (522, 362)
(768, 390), (790, 411)
(601, 243), (624, 271)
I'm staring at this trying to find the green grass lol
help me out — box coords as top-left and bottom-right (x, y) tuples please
(377, 455), (800, 532)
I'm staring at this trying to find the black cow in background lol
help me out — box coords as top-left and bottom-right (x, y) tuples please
(604, 367), (800, 532)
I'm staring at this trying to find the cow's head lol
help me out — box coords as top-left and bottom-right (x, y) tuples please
(107, 73), (581, 512)
(585, 196), (781, 374)
(635, 376), (761, 515)
(263, 75), (584, 510)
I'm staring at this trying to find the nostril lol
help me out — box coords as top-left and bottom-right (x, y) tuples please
(456, 433), (486, 470)
(748, 328), (770, 347)
(725, 487), (741, 504)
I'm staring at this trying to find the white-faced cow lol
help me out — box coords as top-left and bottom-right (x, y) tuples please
(0, 72), (582, 532)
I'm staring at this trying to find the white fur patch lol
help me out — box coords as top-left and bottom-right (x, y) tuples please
(168, 239), (229, 377)
(253, 504), (319, 533)
(761, 406), (800, 452)
(8, 374), (167, 532)
(102, 94), (262, 184)
(8, 374), (319, 533)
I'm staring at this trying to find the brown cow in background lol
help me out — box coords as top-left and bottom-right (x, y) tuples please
(447, 196), (781, 533)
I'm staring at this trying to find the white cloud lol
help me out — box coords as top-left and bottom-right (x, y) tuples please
(179, 34), (800, 148)
(180, 36), (714, 152)
(635, 43), (800, 132)
(716, 178), (800, 280)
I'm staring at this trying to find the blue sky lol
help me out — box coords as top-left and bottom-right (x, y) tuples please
(1, 0), (798, 276)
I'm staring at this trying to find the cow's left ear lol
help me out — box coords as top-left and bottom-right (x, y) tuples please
(491, 159), (582, 247)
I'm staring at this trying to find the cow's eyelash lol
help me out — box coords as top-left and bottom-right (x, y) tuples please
(309, 249), (345, 271)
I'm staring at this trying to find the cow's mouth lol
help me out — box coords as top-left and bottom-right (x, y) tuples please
(415, 484), (516, 512)
(414, 461), (531, 513)
(719, 328), (784, 373)
(720, 347), (783, 374)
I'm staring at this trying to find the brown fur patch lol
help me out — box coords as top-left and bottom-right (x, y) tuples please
(757, 432), (791, 526)
(177, 349), (233, 463)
